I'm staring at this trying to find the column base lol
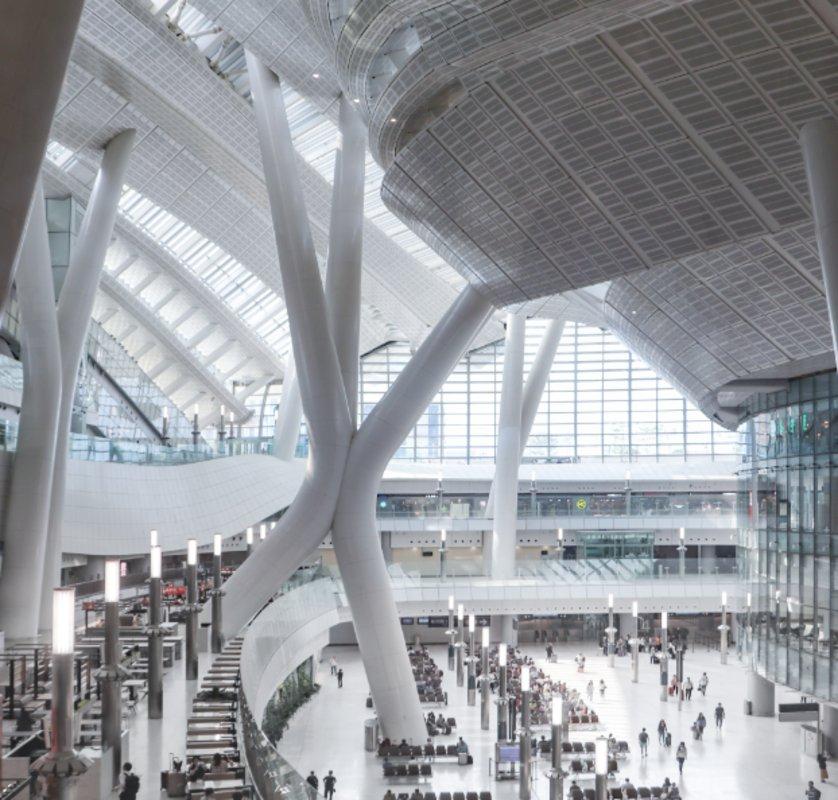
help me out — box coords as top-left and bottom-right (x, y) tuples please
(746, 671), (775, 716)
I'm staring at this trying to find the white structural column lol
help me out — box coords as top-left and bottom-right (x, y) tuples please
(487, 313), (526, 580)
(0, 1), (84, 317)
(0, 184), (62, 638)
(273, 352), (302, 459)
(39, 130), (136, 629)
(486, 319), (564, 513)
(331, 285), (493, 741)
(801, 118), (838, 358)
(217, 53), (353, 635)
(324, 94), (367, 423)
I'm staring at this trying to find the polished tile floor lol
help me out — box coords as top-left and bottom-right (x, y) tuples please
(279, 642), (836, 800)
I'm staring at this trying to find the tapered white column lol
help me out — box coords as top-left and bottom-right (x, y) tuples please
(273, 353), (302, 459)
(39, 130), (136, 630)
(486, 319), (563, 514)
(324, 95), (366, 423)
(0, 184), (62, 639)
(217, 54), (353, 635)
(801, 118), (838, 359)
(0, 1), (84, 318)
(146, 544), (163, 719)
(331, 284), (492, 741)
(487, 313), (525, 586)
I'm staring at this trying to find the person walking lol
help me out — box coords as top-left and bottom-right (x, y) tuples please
(587, 680), (594, 702)
(698, 672), (708, 696)
(599, 679), (606, 697)
(657, 719), (668, 745)
(329, 657), (337, 676)
(638, 728), (649, 758)
(323, 770), (336, 799)
(684, 677), (693, 700)
(306, 771), (319, 800)
(817, 752), (829, 783)
(119, 762), (140, 800)
(337, 668), (343, 688)
(714, 702), (725, 730)
(805, 780), (822, 799)
(675, 742), (687, 775)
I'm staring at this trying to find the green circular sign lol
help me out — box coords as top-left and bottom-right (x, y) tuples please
(576, 498), (587, 511)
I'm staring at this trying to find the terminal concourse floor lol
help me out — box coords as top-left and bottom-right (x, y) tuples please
(280, 642), (837, 800)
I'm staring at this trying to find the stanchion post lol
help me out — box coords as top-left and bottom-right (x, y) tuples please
(519, 666), (531, 800)
(33, 589), (90, 798)
(147, 544), (163, 719)
(497, 644), (508, 742)
(660, 611), (668, 701)
(185, 538), (199, 680)
(480, 627), (490, 730)
(456, 604), (465, 687)
(210, 533), (224, 654)
(548, 696), (563, 800)
(467, 613), (476, 706)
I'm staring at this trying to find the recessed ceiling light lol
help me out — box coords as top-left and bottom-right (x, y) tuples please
(312, 73), (320, 79)
(353, 97), (360, 103)
(390, 117), (397, 123)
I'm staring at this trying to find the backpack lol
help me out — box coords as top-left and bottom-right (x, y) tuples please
(122, 773), (140, 797)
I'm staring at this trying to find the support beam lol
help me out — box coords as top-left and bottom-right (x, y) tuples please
(215, 53), (352, 635)
(324, 95), (367, 424)
(487, 313), (525, 581)
(801, 118), (838, 360)
(0, 1), (84, 317)
(486, 319), (564, 513)
(273, 353), (302, 460)
(40, 129), (136, 630)
(331, 285), (492, 740)
(0, 184), (62, 639)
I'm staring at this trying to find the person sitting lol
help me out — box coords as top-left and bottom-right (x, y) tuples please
(16, 705), (34, 732)
(187, 756), (207, 782)
(456, 737), (469, 754)
(621, 777), (636, 798)
(427, 711), (436, 724)
(383, 792), (397, 800)
(410, 790), (424, 800)
(211, 752), (226, 771)
(568, 780), (583, 800)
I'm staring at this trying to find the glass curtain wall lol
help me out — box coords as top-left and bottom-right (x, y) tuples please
(354, 321), (738, 464)
(739, 372), (836, 700)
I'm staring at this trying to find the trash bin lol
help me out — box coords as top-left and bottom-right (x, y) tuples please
(364, 718), (379, 752)
(744, 700), (752, 715)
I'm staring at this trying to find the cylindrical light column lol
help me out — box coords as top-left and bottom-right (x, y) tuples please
(210, 533), (224, 654)
(606, 593), (615, 668)
(439, 529), (447, 578)
(245, 526), (254, 557)
(147, 544), (163, 719)
(467, 613), (476, 705)
(100, 559), (125, 787)
(557, 528), (564, 561)
(192, 404), (200, 446)
(660, 611), (668, 702)
(185, 539), (199, 680)
(447, 595), (455, 671)
(676, 638), (684, 712)
(161, 406), (169, 442)
(678, 527), (686, 577)
(519, 666), (531, 800)
(34, 588), (89, 798)
(259, 523), (267, 543)
(720, 591), (729, 664)
(497, 644), (508, 741)
(548, 696), (563, 800)
(594, 736), (609, 800)
(480, 627), (491, 730)
(218, 404), (226, 452)
(632, 600), (639, 683)
(456, 603), (465, 687)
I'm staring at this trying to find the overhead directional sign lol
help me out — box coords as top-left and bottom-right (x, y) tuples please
(778, 702), (819, 722)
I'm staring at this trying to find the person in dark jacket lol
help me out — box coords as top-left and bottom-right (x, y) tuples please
(323, 770), (337, 799)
